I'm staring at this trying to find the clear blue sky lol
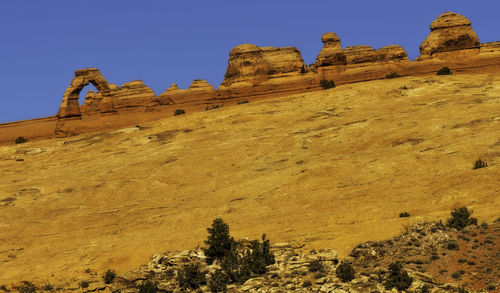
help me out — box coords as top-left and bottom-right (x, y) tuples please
(0, 1), (498, 123)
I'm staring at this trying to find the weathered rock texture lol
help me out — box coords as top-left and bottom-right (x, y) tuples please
(419, 12), (480, 58)
(11, 11), (498, 141)
(315, 32), (345, 66)
(157, 79), (216, 105)
(217, 44), (316, 100)
(57, 68), (111, 119)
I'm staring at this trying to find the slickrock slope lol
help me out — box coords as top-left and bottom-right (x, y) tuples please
(0, 73), (498, 287)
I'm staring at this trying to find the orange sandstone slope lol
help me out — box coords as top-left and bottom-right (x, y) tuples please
(0, 72), (499, 285)
(1, 11), (500, 145)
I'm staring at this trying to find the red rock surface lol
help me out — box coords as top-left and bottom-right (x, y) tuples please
(1, 11), (500, 144)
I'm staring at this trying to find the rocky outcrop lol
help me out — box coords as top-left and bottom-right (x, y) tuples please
(110, 80), (157, 110)
(343, 45), (408, 65)
(316, 32), (345, 66)
(217, 44), (313, 99)
(57, 68), (111, 118)
(157, 79), (216, 105)
(419, 12), (480, 58)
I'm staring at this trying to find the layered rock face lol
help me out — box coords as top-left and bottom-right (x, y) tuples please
(217, 44), (312, 99)
(419, 12), (480, 58)
(110, 80), (157, 110)
(315, 32), (345, 66)
(157, 79), (216, 105)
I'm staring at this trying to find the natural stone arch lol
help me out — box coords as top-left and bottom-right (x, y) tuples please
(57, 68), (111, 118)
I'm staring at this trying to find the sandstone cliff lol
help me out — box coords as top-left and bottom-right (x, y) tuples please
(33, 11), (497, 139)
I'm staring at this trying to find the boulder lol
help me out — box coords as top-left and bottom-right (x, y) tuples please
(419, 12), (480, 57)
(316, 32), (346, 66)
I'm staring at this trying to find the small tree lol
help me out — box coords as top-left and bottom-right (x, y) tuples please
(204, 218), (236, 263)
(447, 207), (478, 230)
(336, 261), (355, 282)
(384, 262), (413, 291)
(320, 79), (336, 90)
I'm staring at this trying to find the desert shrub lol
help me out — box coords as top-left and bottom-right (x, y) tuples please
(320, 79), (336, 90)
(221, 234), (275, 284)
(18, 281), (36, 293)
(473, 159), (488, 169)
(302, 280), (312, 287)
(309, 259), (325, 273)
(208, 269), (229, 293)
(103, 269), (116, 284)
(177, 263), (206, 290)
(42, 283), (54, 291)
(173, 109), (185, 116)
(300, 65), (308, 74)
(204, 218), (236, 263)
(79, 281), (89, 289)
(138, 280), (158, 293)
(436, 67), (452, 75)
(445, 240), (460, 250)
(451, 270), (465, 280)
(15, 136), (29, 144)
(336, 261), (355, 282)
(447, 207), (478, 230)
(386, 72), (400, 79)
(399, 212), (411, 218)
(384, 262), (413, 291)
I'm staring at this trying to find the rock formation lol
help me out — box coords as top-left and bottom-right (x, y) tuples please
(57, 69), (159, 120)
(43, 11), (500, 140)
(57, 68), (111, 118)
(419, 12), (480, 58)
(217, 44), (313, 99)
(315, 32), (345, 67)
(157, 79), (216, 105)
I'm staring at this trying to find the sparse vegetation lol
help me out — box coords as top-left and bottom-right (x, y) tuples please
(309, 259), (325, 273)
(386, 72), (400, 79)
(41, 283), (54, 291)
(237, 100), (249, 104)
(208, 269), (229, 293)
(103, 269), (116, 284)
(138, 280), (158, 293)
(473, 158), (488, 169)
(177, 263), (206, 290)
(399, 212), (411, 218)
(320, 79), (336, 90)
(173, 109), (185, 116)
(302, 280), (312, 287)
(336, 261), (355, 282)
(445, 239), (460, 250)
(447, 207), (478, 230)
(79, 281), (89, 289)
(384, 262), (413, 291)
(15, 136), (29, 144)
(436, 66), (452, 75)
(17, 281), (36, 293)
